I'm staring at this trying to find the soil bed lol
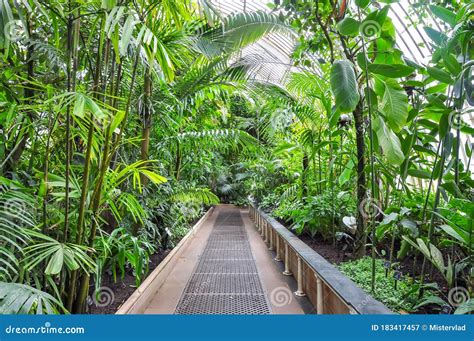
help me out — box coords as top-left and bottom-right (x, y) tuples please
(298, 231), (449, 314)
(88, 249), (170, 314)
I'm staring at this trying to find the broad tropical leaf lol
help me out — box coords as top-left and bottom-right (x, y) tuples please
(380, 79), (408, 132)
(330, 60), (360, 113)
(373, 116), (405, 165)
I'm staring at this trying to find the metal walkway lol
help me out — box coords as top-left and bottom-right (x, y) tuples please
(141, 205), (305, 314)
(121, 205), (389, 314)
(175, 209), (271, 314)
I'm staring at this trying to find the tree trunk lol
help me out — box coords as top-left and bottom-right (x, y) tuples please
(140, 68), (152, 186)
(353, 101), (367, 258)
(3, 17), (35, 175)
(301, 152), (309, 199)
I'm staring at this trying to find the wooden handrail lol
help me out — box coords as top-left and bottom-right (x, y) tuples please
(249, 204), (392, 315)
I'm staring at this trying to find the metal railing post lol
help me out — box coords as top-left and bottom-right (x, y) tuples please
(274, 235), (281, 261)
(283, 243), (292, 276)
(316, 274), (323, 314)
(264, 221), (269, 244)
(294, 256), (305, 296)
(268, 227), (274, 251)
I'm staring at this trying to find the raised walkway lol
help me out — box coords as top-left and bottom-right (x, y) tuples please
(142, 205), (307, 314)
(117, 205), (391, 315)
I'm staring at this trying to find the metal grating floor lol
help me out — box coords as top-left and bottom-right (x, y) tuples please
(175, 210), (271, 314)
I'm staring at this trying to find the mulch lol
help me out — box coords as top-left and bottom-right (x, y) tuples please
(88, 249), (170, 314)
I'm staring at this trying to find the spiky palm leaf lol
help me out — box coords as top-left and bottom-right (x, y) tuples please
(286, 71), (328, 104)
(202, 11), (295, 54)
(0, 179), (34, 281)
(170, 187), (219, 206)
(0, 282), (66, 314)
(159, 128), (258, 152)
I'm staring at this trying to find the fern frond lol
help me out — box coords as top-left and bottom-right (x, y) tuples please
(170, 187), (219, 206)
(279, 183), (300, 202)
(160, 129), (258, 151)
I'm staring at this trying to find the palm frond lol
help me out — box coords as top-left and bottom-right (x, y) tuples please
(23, 229), (96, 276)
(286, 71), (328, 104)
(170, 187), (219, 206)
(0, 178), (34, 281)
(160, 128), (258, 151)
(280, 183), (300, 202)
(203, 11), (295, 54)
(0, 282), (66, 314)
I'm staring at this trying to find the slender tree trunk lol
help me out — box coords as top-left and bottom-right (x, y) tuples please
(175, 140), (181, 180)
(65, 12), (97, 312)
(301, 152), (309, 199)
(353, 101), (367, 258)
(74, 41), (122, 314)
(140, 67), (152, 186)
(3, 16), (35, 175)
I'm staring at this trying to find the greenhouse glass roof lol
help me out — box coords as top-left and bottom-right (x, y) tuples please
(209, 0), (438, 84)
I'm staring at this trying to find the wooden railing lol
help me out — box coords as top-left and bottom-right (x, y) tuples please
(249, 204), (392, 314)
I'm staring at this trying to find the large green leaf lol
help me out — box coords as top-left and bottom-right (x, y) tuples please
(338, 159), (354, 185)
(373, 116), (405, 165)
(368, 63), (415, 78)
(429, 5), (456, 27)
(355, 0), (370, 8)
(423, 27), (448, 46)
(427, 66), (454, 84)
(380, 79), (408, 132)
(407, 169), (432, 179)
(443, 53), (462, 76)
(330, 60), (360, 113)
(23, 230), (95, 275)
(0, 182), (34, 281)
(45, 247), (64, 275)
(73, 93), (108, 120)
(455, 300), (474, 315)
(337, 17), (360, 36)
